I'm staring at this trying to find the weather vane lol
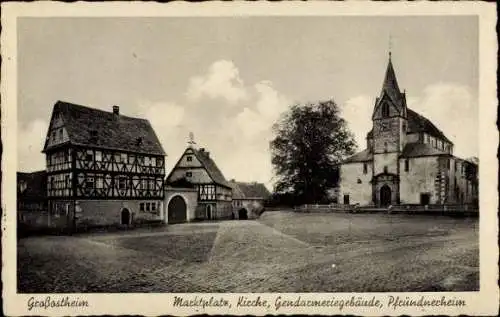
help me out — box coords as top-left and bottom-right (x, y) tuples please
(188, 132), (196, 147)
(389, 34), (393, 58)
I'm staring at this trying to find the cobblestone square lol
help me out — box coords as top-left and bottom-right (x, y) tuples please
(17, 211), (479, 293)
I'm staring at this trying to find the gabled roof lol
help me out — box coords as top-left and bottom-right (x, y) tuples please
(342, 148), (373, 164)
(366, 108), (451, 143)
(400, 142), (450, 158)
(192, 148), (231, 188)
(166, 147), (231, 188)
(43, 101), (165, 155)
(17, 170), (47, 199)
(230, 181), (271, 200)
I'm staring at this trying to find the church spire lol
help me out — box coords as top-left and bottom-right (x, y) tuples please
(380, 52), (402, 104)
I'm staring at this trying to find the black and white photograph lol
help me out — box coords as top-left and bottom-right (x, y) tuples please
(2, 2), (498, 316)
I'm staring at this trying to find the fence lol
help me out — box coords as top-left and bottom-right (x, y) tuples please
(293, 203), (479, 216)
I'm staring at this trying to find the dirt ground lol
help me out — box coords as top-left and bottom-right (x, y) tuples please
(17, 211), (479, 293)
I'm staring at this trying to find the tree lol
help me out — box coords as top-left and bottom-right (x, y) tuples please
(270, 99), (356, 204)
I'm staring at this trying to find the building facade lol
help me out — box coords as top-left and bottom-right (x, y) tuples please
(166, 145), (233, 221)
(43, 101), (166, 229)
(338, 54), (478, 207)
(230, 180), (271, 219)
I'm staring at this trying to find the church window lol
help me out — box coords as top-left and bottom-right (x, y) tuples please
(383, 166), (388, 174)
(382, 103), (390, 117)
(404, 159), (409, 172)
(187, 156), (193, 162)
(363, 163), (368, 174)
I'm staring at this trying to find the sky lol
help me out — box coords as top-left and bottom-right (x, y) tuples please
(17, 16), (478, 189)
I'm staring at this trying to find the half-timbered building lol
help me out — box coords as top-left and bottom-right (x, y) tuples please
(166, 145), (232, 222)
(43, 101), (166, 229)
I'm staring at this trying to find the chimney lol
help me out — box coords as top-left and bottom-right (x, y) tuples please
(112, 105), (120, 117)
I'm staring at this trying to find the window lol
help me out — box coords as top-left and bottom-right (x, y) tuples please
(382, 103), (390, 117)
(145, 157), (150, 166)
(51, 131), (56, 141)
(86, 151), (94, 161)
(383, 166), (388, 174)
(384, 142), (388, 153)
(146, 203), (150, 211)
(115, 154), (121, 163)
(156, 157), (163, 167)
(402, 122), (406, 132)
(447, 159), (451, 170)
(65, 175), (70, 188)
(118, 177), (127, 189)
(128, 155), (135, 164)
(96, 176), (103, 189)
(151, 157), (156, 167)
(187, 156), (193, 162)
(59, 129), (63, 140)
(140, 203), (145, 211)
(363, 163), (367, 174)
(404, 159), (409, 172)
(95, 151), (102, 161)
(152, 203), (156, 211)
(186, 171), (192, 177)
(121, 153), (127, 163)
(86, 177), (95, 190)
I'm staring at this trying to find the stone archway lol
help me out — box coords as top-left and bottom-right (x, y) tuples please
(238, 208), (248, 220)
(380, 185), (392, 207)
(168, 195), (187, 224)
(121, 208), (131, 225)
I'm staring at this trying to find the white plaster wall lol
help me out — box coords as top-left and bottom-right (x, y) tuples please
(399, 156), (438, 204)
(339, 162), (372, 205)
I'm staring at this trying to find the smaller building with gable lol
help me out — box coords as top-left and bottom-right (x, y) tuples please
(230, 180), (271, 219)
(166, 144), (233, 222)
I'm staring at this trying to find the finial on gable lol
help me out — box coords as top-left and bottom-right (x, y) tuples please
(188, 132), (196, 148)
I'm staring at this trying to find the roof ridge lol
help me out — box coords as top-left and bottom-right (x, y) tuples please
(57, 100), (150, 122)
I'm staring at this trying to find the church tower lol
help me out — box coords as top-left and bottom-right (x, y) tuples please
(371, 52), (408, 206)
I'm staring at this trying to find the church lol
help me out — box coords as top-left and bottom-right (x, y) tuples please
(338, 53), (478, 207)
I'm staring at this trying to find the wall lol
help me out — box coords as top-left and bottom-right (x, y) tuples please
(339, 162), (372, 205)
(232, 199), (265, 219)
(164, 187), (198, 223)
(373, 152), (399, 175)
(196, 201), (233, 220)
(399, 156), (439, 204)
(75, 199), (163, 227)
(168, 167), (212, 184)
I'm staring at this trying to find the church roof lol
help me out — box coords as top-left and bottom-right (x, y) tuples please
(400, 142), (450, 158)
(43, 101), (166, 155)
(342, 148), (373, 163)
(230, 181), (271, 200)
(366, 108), (451, 143)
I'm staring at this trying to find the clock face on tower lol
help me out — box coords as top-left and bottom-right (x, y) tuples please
(380, 121), (391, 132)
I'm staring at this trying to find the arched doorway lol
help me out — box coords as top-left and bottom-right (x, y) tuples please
(121, 208), (131, 225)
(380, 185), (392, 207)
(238, 208), (248, 220)
(168, 195), (187, 224)
(206, 205), (213, 220)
